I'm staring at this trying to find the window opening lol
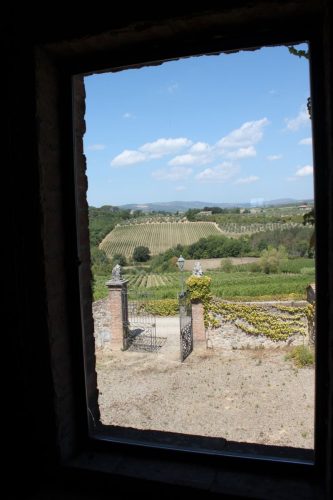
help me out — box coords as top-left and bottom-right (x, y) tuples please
(80, 43), (315, 459)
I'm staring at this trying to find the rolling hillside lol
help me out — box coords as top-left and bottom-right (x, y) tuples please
(99, 221), (222, 259)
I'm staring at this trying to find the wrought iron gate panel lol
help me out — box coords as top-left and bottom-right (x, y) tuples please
(179, 291), (193, 362)
(122, 287), (130, 350)
(123, 291), (159, 352)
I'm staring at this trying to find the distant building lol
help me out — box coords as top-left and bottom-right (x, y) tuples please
(298, 204), (309, 210)
(197, 210), (212, 216)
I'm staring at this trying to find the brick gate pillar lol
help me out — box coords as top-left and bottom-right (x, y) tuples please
(106, 274), (128, 350)
(191, 300), (206, 346)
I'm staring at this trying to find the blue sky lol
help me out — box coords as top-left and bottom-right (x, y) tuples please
(83, 43), (313, 207)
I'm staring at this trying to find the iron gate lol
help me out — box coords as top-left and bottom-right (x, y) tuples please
(179, 291), (193, 362)
(123, 290), (159, 352)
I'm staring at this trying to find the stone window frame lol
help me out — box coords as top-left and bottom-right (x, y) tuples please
(35, 7), (332, 498)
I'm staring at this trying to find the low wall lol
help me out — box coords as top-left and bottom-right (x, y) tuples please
(207, 300), (310, 350)
(92, 298), (111, 349)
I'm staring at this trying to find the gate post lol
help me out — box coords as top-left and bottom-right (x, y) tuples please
(106, 266), (128, 350)
(186, 267), (211, 350)
(191, 300), (206, 346)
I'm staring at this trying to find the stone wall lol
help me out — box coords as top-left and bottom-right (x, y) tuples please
(92, 298), (111, 349)
(207, 301), (309, 350)
(93, 298), (311, 352)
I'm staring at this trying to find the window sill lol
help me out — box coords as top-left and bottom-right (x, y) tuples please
(64, 448), (321, 499)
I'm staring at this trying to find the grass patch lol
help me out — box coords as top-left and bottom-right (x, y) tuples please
(285, 345), (315, 367)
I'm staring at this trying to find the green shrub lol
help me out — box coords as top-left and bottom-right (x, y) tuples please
(92, 274), (109, 301)
(142, 299), (178, 316)
(112, 253), (127, 267)
(259, 245), (287, 274)
(91, 247), (112, 275)
(285, 345), (314, 367)
(186, 275), (217, 327)
(133, 246), (150, 262)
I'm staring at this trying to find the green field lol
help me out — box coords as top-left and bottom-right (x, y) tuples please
(93, 258), (315, 303)
(99, 221), (222, 259)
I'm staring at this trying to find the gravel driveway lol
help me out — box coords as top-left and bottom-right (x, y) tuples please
(96, 321), (314, 451)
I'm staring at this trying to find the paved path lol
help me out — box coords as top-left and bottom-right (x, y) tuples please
(154, 316), (180, 359)
(126, 315), (181, 360)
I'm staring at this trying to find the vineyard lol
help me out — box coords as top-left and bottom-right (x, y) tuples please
(99, 222), (222, 259)
(218, 221), (302, 236)
(93, 257), (315, 302)
(117, 215), (187, 226)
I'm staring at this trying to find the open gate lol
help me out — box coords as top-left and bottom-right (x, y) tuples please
(179, 291), (193, 362)
(123, 290), (159, 352)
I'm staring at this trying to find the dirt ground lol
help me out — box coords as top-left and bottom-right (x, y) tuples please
(96, 337), (314, 450)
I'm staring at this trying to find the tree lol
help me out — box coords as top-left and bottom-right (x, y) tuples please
(303, 208), (315, 256)
(133, 246), (150, 262)
(112, 253), (127, 267)
(90, 247), (112, 275)
(259, 245), (287, 274)
(288, 46), (311, 118)
(185, 208), (200, 221)
(288, 45), (315, 254)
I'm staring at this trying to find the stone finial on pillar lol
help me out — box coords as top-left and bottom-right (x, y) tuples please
(106, 265), (128, 350)
(192, 261), (203, 276)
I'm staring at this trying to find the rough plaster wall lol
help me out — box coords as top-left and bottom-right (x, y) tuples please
(73, 77), (100, 424)
(35, 47), (77, 460)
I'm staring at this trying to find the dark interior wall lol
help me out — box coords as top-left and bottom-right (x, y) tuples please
(6, 2), (332, 498)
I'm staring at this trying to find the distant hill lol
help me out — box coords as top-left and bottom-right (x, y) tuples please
(100, 221), (223, 259)
(120, 199), (313, 213)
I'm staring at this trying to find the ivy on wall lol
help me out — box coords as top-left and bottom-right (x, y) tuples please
(186, 275), (219, 327)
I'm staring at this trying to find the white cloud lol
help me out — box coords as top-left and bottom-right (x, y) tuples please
(123, 112), (134, 119)
(285, 105), (310, 131)
(216, 118), (269, 149)
(110, 137), (192, 166)
(295, 165), (313, 177)
(175, 185), (186, 191)
(226, 146), (257, 159)
(110, 118), (269, 170)
(299, 137), (312, 145)
(287, 164), (313, 181)
(234, 176), (259, 185)
(139, 137), (192, 157)
(169, 142), (212, 166)
(167, 83), (179, 93)
(266, 154), (282, 161)
(195, 163), (238, 182)
(152, 166), (192, 181)
(111, 150), (146, 167)
(189, 142), (211, 153)
(87, 144), (106, 151)
(168, 153), (211, 166)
